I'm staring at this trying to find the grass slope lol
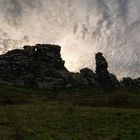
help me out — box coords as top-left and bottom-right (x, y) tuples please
(0, 84), (140, 140)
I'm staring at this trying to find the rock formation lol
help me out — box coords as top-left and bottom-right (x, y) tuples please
(0, 44), (70, 88)
(80, 68), (98, 86)
(95, 52), (119, 88)
(0, 44), (139, 89)
(121, 77), (140, 88)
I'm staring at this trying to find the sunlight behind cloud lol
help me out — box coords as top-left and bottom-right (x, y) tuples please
(0, 0), (139, 79)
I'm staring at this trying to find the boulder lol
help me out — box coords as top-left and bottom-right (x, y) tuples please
(80, 68), (99, 86)
(69, 73), (89, 87)
(134, 78), (140, 88)
(121, 77), (140, 88)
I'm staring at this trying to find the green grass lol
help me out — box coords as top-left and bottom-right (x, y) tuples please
(0, 84), (140, 140)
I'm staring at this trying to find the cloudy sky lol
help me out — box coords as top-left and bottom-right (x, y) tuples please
(0, 0), (139, 79)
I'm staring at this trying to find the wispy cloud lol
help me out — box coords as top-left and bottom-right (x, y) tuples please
(0, 0), (139, 79)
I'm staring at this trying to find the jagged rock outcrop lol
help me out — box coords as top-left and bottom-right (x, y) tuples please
(69, 72), (89, 87)
(0, 44), (71, 88)
(121, 77), (140, 88)
(135, 78), (140, 88)
(80, 68), (99, 86)
(95, 52), (119, 88)
(0, 44), (139, 89)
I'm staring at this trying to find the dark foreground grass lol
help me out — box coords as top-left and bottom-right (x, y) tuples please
(0, 84), (140, 140)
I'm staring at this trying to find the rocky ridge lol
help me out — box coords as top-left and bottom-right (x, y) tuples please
(0, 44), (139, 89)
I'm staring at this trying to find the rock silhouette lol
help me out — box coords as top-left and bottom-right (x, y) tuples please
(121, 77), (140, 88)
(0, 44), (139, 89)
(0, 44), (70, 88)
(80, 68), (98, 86)
(95, 52), (119, 88)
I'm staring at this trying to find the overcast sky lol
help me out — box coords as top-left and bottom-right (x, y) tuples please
(0, 0), (139, 79)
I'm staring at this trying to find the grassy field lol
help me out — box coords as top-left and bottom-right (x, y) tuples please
(0, 84), (140, 140)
